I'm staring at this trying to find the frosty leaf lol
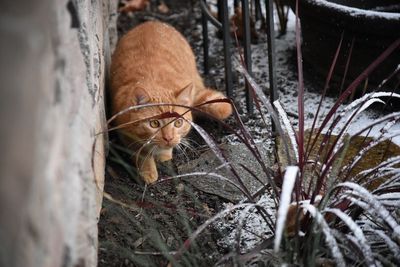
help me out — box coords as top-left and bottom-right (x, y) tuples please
(174, 203), (262, 261)
(338, 92), (400, 119)
(274, 166), (298, 252)
(302, 204), (346, 267)
(274, 101), (299, 163)
(354, 156), (400, 183)
(365, 228), (400, 261)
(353, 112), (400, 137)
(324, 208), (376, 266)
(236, 62), (293, 165)
(338, 182), (400, 242)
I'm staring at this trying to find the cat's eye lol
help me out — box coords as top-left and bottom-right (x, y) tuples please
(149, 120), (160, 128)
(174, 118), (183, 128)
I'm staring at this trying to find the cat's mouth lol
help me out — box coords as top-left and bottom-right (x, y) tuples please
(157, 142), (177, 149)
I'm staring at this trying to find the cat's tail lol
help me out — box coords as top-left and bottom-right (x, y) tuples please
(194, 88), (232, 120)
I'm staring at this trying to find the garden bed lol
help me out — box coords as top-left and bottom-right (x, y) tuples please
(98, 1), (400, 266)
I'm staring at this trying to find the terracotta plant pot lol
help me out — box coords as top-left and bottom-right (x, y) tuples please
(289, 0), (400, 89)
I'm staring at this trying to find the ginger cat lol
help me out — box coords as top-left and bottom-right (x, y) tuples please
(110, 21), (232, 184)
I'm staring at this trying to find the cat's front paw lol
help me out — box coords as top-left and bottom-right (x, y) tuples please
(156, 148), (173, 162)
(138, 156), (158, 184)
(140, 170), (159, 184)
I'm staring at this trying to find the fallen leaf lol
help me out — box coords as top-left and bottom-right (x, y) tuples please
(157, 1), (169, 14)
(202, 203), (213, 216)
(119, 0), (150, 13)
(133, 236), (146, 248)
(230, 7), (259, 42)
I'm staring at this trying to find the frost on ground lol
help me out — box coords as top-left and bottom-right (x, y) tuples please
(193, 3), (400, 146)
(196, 1), (400, 251)
(214, 194), (276, 252)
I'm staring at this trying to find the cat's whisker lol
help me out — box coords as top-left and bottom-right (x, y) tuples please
(180, 140), (196, 162)
(175, 143), (190, 162)
(182, 137), (198, 148)
(179, 138), (199, 159)
(127, 138), (148, 149)
(128, 137), (147, 145)
(183, 138), (201, 147)
(177, 144), (191, 161)
(135, 142), (150, 159)
(135, 135), (157, 166)
(179, 141), (192, 155)
(138, 145), (157, 172)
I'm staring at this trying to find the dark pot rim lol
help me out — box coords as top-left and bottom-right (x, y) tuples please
(289, 0), (400, 36)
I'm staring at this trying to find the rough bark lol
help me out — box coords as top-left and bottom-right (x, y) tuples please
(0, 0), (116, 266)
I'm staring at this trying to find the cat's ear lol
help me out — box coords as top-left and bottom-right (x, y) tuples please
(133, 87), (150, 105)
(176, 83), (194, 106)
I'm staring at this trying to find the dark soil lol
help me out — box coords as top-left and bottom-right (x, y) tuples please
(98, 153), (226, 266)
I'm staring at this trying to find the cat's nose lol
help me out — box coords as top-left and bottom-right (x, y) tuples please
(163, 136), (173, 143)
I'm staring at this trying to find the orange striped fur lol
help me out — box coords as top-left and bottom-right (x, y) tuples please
(110, 21), (232, 183)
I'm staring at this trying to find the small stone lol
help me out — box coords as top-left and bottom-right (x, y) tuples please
(176, 183), (184, 192)
(202, 203), (213, 216)
(166, 236), (174, 246)
(176, 143), (273, 202)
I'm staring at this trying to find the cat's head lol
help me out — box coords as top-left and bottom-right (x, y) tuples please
(124, 84), (194, 149)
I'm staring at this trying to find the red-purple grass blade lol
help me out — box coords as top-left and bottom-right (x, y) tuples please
(295, 0), (305, 172)
(315, 38), (400, 139)
(157, 171), (249, 197)
(323, 208), (375, 266)
(307, 93), (400, 201)
(207, 100), (279, 196)
(309, 96), (389, 203)
(338, 38), (355, 96)
(239, 163), (268, 188)
(107, 99), (230, 125)
(325, 108), (400, 198)
(106, 98), (279, 196)
(343, 123), (400, 182)
(171, 203), (263, 264)
(201, 100), (280, 196)
(238, 163), (280, 217)
(228, 105), (280, 196)
(234, 201), (276, 256)
(337, 182), (400, 242)
(305, 39), (400, 177)
(353, 156), (400, 186)
(378, 64), (400, 90)
(107, 111), (182, 133)
(215, 237), (275, 265)
(186, 119), (255, 201)
(233, 30), (284, 166)
(236, 63), (293, 166)
(301, 203), (346, 267)
(234, 205), (254, 255)
(306, 32), (344, 161)
(353, 112), (400, 138)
